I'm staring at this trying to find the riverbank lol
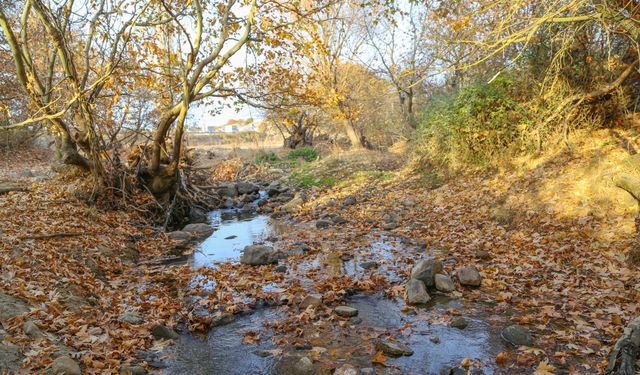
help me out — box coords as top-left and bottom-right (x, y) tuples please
(1, 138), (639, 374)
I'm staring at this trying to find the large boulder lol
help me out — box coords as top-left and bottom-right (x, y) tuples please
(188, 207), (208, 223)
(0, 344), (23, 374)
(240, 245), (278, 265)
(0, 294), (29, 321)
(374, 339), (413, 357)
(501, 324), (532, 346)
(458, 267), (482, 287)
(51, 355), (81, 375)
(410, 258), (443, 287)
(236, 182), (260, 195)
(405, 279), (430, 305)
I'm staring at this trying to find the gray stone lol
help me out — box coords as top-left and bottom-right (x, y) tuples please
(450, 317), (468, 329)
(217, 183), (238, 198)
(343, 195), (357, 206)
(360, 368), (375, 375)
(151, 325), (179, 340)
(0, 294), (29, 321)
(51, 355), (81, 375)
(182, 223), (214, 238)
(360, 261), (379, 270)
(458, 267), (482, 287)
(211, 311), (235, 327)
(476, 250), (491, 260)
(332, 216), (347, 224)
(23, 320), (43, 337)
(0, 344), (23, 373)
(118, 312), (144, 325)
(188, 207), (208, 223)
(501, 325), (532, 346)
(275, 265), (287, 273)
(236, 182), (260, 195)
(119, 365), (148, 375)
(299, 294), (322, 309)
(434, 274), (455, 292)
(335, 364), (359, 375)
(374, 339), (413, 357)
(240, 245), (278, 265)
(315, 220), (331, 229)
(334, 306), (358, 317)
(382, 221), (397, 230)
(405, 279), (430, 305)
(410, 258), (443, 287)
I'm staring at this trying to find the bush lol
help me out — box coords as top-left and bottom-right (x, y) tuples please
(415, 75), (532, 168)
(255, 151), (279, 164)
(286, 147), (319, 162)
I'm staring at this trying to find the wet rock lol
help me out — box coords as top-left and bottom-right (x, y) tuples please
(332, 216), (347, 225)
(240, 244), (278, 265)
(457, 267), (482, 287)
(374, 339), (413, 357)
(182, 223), (214, 238)
(0, 344), (23, 373)
(360, 368), (375, 375)
(501, 324), (532, 346)
(450, 317), (468, 329)
(343, 195), (357, 206)
(275, 355), (314, 375)
(188, 207), (208, 224)
(360, 261), (379, 270)
(299, 294), (322, 309)
(119, 365), (148, 375)
(448, 367), (468, 375)
(434, 274), (455, 292)
(0, 293), (30, 321)
(151, 325), (179, 340)
(118, 312), (144, 325)
(335, 364), (359, 375)
(334, 306), (358, 317)
(280, 192), (306, 213)
(223, 198), (235, 209)
(210, 311), (235, 327)
(410, 258), (443, 287)
(275, 265), (287, 273)
(429, 336), (440, 344)
(23, 320), (43, 337)
(349, 316), (363, 324)
(315, 220), (331, 229)
(236, 182), (260, 195)
(405, 279), (430, 305)
(51, 355), (81, 375)
(217, 183), (238, 198)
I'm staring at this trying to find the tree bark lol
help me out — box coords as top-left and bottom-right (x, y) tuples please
(605, 317), (640, 375)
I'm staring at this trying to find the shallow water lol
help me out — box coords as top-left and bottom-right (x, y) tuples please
(192, 210), (274, 267)
(163, 309), (284, 375)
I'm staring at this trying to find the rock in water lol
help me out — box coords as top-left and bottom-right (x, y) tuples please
(410, 258), (443, 287)
(151, 325), (179, 340)
(458, 267), (482, 287)
(375, 339), (413, 357)
(217, 183), (238, 198)
(501, 325), (532, 346)
(434, 274), (455, 292)
(181, 223), (214, 238)
(240, 245), (278, 265)
(405, 279), (430, 305)
(334, 306), (358, 317)
(51, 356), (81, 375)
(299, 294), (323, 309)
(236, 182), (260, 195)
(450, 317), (468, 329)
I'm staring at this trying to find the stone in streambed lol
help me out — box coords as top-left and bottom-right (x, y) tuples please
(450, 317), (468, 329)
(151, 325), (179, 340)
(0, 344), (23, 374)
(299, 294), (322, 309)
(315, 220), (331, 229)
(236, 182), (260, 195)
(51, 355), (81, 375)
(434, 274), (455, 292)
(182, 223), (214, 238)
(501, 324), (532, 346)
(334, 306), (358, 317)
(405, 279), (430, 305)
(119, 365), (148, 375)
(334, 364), (359, 375)
(410, 258), (443, 287)
(240, 245), (278, 265)
(118, 311), (144, 325)
(457, 267), (482, 287)
(374, 339), (413, 357)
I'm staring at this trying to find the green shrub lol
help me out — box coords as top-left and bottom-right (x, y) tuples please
(255, 151), (279, 164)
(286, 147), (319, 162)
(415, 75), (533, 168)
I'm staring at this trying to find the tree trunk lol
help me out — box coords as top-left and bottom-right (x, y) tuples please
(343, 120), (363, 149)
(605, 317), (640, 375)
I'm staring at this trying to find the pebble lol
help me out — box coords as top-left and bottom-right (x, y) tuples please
(334, 306), (358, 317)
(375, 339), (413, 357)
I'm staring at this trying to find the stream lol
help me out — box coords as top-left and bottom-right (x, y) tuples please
(160, 203), (508, 375)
